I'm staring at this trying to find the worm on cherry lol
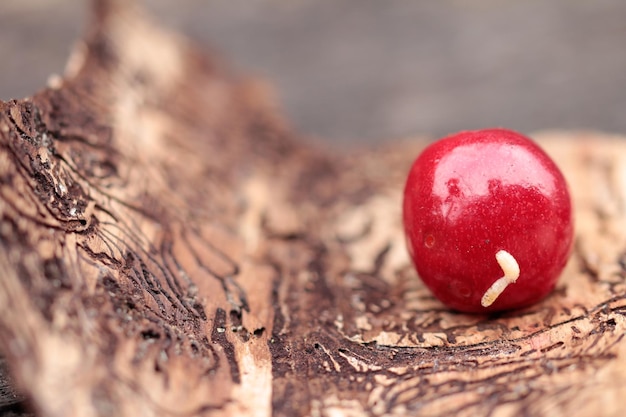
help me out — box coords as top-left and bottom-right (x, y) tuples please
(481, 250), (520, 308)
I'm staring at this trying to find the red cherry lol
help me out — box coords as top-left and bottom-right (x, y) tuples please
(402, 129), (573, 313)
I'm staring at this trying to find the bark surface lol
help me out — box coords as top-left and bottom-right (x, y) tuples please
(1, 2), (626, 416)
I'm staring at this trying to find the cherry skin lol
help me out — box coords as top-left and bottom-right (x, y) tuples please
(402, 128), (573, 313)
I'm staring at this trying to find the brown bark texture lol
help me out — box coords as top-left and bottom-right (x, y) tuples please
(1, 1), (626, 416)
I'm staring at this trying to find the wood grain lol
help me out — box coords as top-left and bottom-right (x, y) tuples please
(1, 1), (625, 416)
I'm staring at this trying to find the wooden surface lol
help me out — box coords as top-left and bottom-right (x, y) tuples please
(1, 1), (626, 416)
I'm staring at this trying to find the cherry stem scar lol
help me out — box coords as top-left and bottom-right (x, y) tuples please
(481, 250), (520, 308)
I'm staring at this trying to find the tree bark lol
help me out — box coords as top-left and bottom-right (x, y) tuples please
(1, 1), (626, 416)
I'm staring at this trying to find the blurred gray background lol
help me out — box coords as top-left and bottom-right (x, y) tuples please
(1, 0), (626, 143)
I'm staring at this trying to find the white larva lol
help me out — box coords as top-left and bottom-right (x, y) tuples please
(481, 250), (520, 308)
